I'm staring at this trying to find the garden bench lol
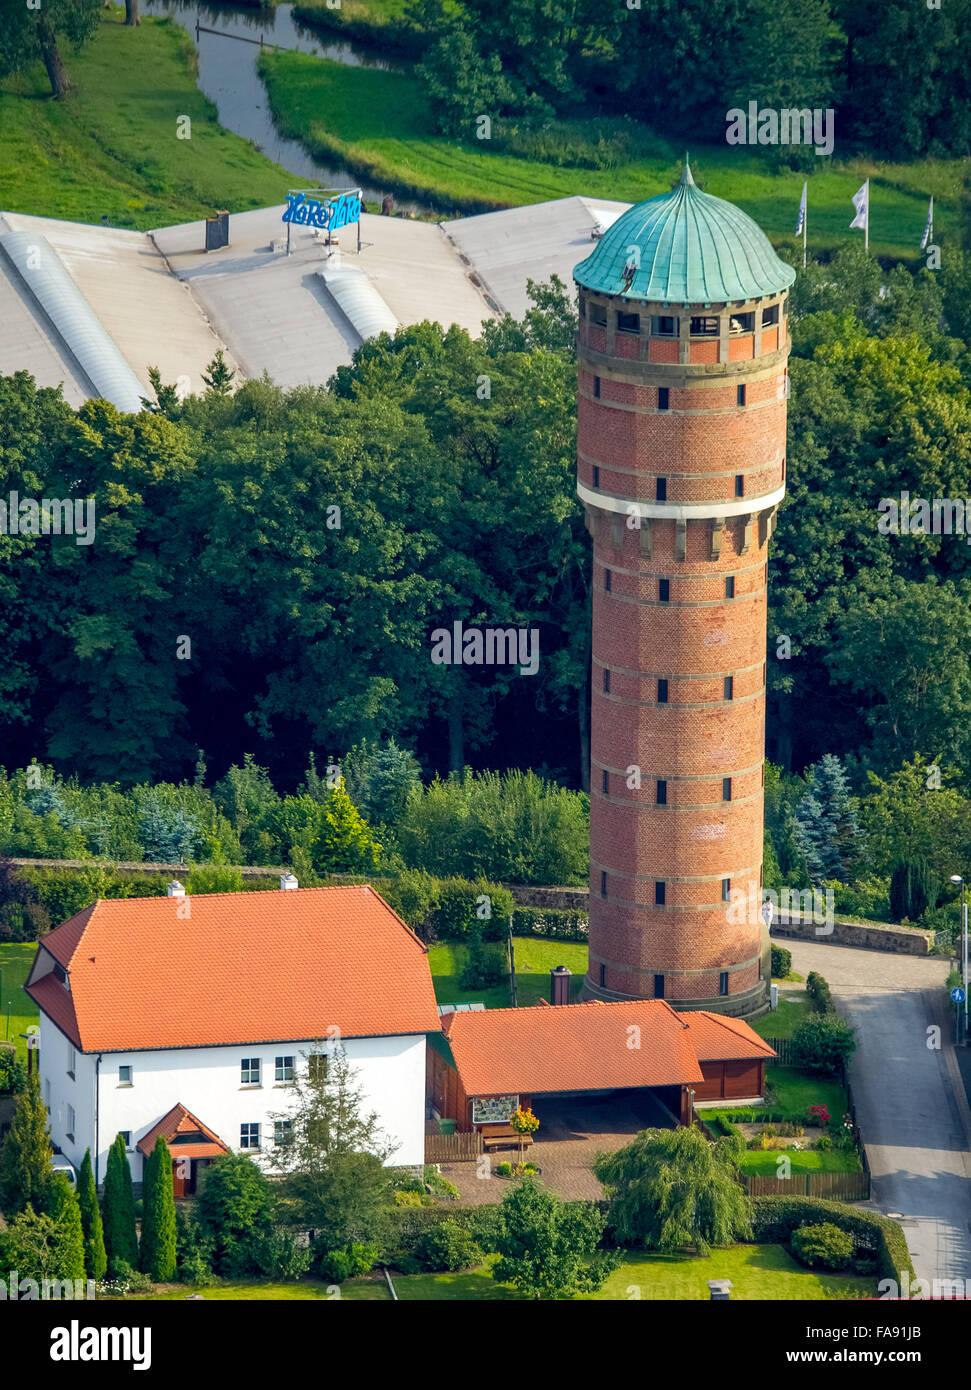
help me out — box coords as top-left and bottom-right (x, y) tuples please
(481, 1125), (533, 1151)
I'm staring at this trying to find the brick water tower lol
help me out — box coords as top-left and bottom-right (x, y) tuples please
(575, 164), (794, 1018)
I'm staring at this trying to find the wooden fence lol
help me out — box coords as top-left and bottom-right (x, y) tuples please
(760, 1036), (795, 1065)
(744, 1170), (870, 1201)
(424, 1130), (483, 1164)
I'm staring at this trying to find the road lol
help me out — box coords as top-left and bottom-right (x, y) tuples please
(782, 939), (971, 1288)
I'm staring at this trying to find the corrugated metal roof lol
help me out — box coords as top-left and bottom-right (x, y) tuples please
(574, 164), (796, 304)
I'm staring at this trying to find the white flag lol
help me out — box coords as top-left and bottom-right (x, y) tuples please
(850, 180), (869, 231)
(920, 196), (934, 251)
(795, 182), (807, 236)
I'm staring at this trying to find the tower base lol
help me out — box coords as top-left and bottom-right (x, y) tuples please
(580, 974), (770, 1022)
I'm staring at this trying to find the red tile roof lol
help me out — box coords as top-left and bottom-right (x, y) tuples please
(682, 1011), (777, 1062)
(25, 886), (440, 1053)
(442, 999), (706, 1094)
(137, 1103), (229, 1160)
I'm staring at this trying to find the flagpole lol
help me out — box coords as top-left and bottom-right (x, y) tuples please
(865, 179), (869, 253)
(803, 193), (807, 269)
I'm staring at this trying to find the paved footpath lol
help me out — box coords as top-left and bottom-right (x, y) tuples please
(784, 939), (971, 1286)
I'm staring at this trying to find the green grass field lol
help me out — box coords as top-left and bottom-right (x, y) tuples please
(130, 1244), (875, 1300)
(259, 49), (965, 259)
(0, 942), (39, 1063)
(0, 10), (302, 229)
(428, 937), (587, 1009)
(752, 994), (812, 1040)
(737, 1147), (861, 1176)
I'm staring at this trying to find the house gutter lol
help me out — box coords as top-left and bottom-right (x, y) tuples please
(94, 1054), (102, 1184)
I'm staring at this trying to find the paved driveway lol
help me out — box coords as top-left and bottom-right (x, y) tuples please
(782, 939), (971, 1286)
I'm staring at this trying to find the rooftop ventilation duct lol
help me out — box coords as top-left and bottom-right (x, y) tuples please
(316, 265), (398, 343)
(280, 873), (299, 891)
(166, 881), (185, 898)
(0, 231), (145, 414)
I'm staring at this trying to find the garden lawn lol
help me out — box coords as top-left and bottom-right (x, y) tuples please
(428, 938), (587, 1009)
(737, 1148), (862, 1176)
(752, 994), (812, 1040)
(766, 1068), (848, 1122)
(0, 10), (302, 230)
(258, 50), (965, 259)
(0, 942), (39, 1063)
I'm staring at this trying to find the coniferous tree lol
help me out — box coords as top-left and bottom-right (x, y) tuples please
(101, 1134), (138, 1272)
(0, 1071), (52, 1213)
(77, 1148), (107, 1280)
(201, 349), (237, 397)
(140, 1137), (177, 1281)
(794, 755), (862, 885)
(45, 1172), (86, 1280)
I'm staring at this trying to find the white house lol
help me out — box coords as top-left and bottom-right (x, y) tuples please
(25, 879), (440, 1192)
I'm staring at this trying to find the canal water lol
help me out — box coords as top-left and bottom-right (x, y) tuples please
(142, 0), (428, 210)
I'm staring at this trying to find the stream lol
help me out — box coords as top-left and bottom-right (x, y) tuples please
(142, 0), (430, 212)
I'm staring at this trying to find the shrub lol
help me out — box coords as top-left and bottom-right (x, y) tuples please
(807, 1104), (830, 1127)
(770, 945), (792, 978)
(316, 1241), (379, 1284)
(889, 858), (935, 923)
(791, 1014), (857, 1074)
(791, 1221), (855, 1271)
(805, 971), (834, 1013)
(495, 1162), (513, 1176)
(433, 878), (513, 941)
(510, 906), (588, 942)
(378, 868), (440, 935)
(459, 939), (508, 990)
(750, 1196), (914, 1282)
(413, 1218), (482, 1272)
(0, 1047), (26, 1096)
(251, 1228), (312, 1281)
(815, 1135), (833, 1151)
(109, 1259), (154, 1293)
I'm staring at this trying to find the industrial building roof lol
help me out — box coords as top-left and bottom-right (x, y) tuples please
(574, 164), (795, 304)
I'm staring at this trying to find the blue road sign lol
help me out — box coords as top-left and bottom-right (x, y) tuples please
(950, 986), (966, 1004)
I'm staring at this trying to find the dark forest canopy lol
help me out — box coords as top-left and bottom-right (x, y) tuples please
(2, 251), (971, 795)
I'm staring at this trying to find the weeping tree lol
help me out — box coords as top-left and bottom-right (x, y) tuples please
(0, 0), (103, 98)
(595, 1126), (752, 1254)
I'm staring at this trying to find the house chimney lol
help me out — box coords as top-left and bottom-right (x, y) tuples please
(550, 965), (572, 1006)
(707, 1280), (732, 1301)
(166, 881), (185, 898)
(280, 873), (299, 891)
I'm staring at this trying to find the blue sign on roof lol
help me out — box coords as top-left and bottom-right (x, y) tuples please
(282, 190), (362, 232)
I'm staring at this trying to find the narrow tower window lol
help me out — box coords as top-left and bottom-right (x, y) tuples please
(723, 777), (732, 802)
(651, 315), (677, 336)
(654, 973), (665, 998)
(602, 768), (609, 795)
(601, 870), (607, 899)
(719, 971), (729, 996)
(735, 474), (745, 497)
(593, 465), (600, 488)
(657, 679), (668, 703)
(690, 316), (719, 336)
(737, 383), (746, 406)
(656, 477), (667, 501)
(762, 304), (779, 326)
(659, 578), (670, 602)
(725, 576), (735, 598)
(657, 387), (670, 411)
(654, 883), (666, 906)
(593, 376), (601, 398)
(617, 312), (640, 334)
(590, 304), (607, 327)
(603, 668), (611, 693)
(599, 963), (606, 987)
(605, 568), (612, 592)
(656, 779), (667, 805)
(723, 676), (734, 701)
(722, 877), (731, 902)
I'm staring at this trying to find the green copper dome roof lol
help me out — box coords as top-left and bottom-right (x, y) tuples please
(574, 163), (795, 304)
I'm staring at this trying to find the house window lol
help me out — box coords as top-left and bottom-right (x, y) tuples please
(657, 387), (670, 411)
(120, 1131), (132, 1151)
(690, 316), (719, 336)
(617, 311), (640, 334)
(67, 1105), (76, 1142)
(654, 974), (665, 998)
(729, 312), (755, 335)
(590, 303), (607, 327)
(651, 315), (678, 336)
(659, 579), (670, 602)
(241, 1058), (261, 1086)
(275, 1056), (295, 1083)
(605, 568), (612, 592)
(762, 304), (779, 326)
(274, 1120), (292, 1146)
(656, 477), (667, 501)
(308, 1054), (329, 1084)
(723, 777), (732, 802)
(602, 768), (609, 795)
(725, 576), (735, 598)
(593, 465), (600, 488)
(603, 668), (611, 693)
(722, 878), (731, 902)
(240, 1123), (261, 1150)
(67, 1046), (75, 1080)
(656, 780), (667, 805)
(737, 383), (746, 406)
(719, 972), (729, 996)
(658, 679), (668, 703)
(600, 870), (607, 899)
(724, 676), (734, 700)
(118, 1065), (133, 1087)
(593, 376), (601, 399)
(655, 882), (666, 906)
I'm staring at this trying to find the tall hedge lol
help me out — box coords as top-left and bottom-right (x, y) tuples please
(78, 1148), (107, 1280)
(140, 1136), (177, 1281)
(750, 1196), (914, 1281)
(102, 1134), (139, 1272)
